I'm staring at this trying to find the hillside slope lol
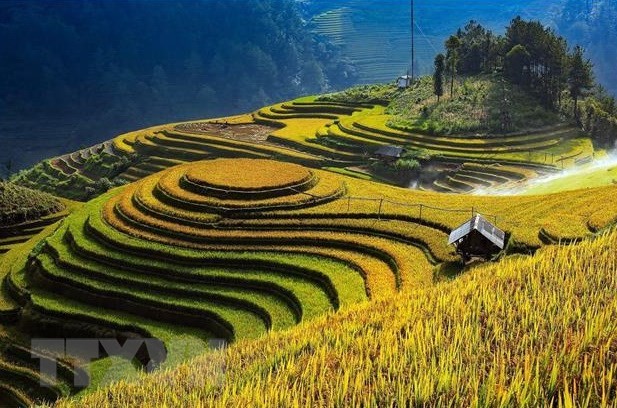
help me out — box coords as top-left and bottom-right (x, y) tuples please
(4, 158), (617, 402)
(307, 0), (562, 82)
(13, 76), (600, 200)
(57, 217), (617, 407)
(0, 182), (70, 258)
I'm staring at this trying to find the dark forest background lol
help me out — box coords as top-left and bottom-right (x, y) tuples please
(0, 0), (357, 170)
(0, 0), (615, 171)
(556, 0), (617, 96)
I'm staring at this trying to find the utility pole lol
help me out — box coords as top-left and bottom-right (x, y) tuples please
(411, 0), (415, 81)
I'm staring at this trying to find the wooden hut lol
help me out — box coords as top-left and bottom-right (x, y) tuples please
(448, 214), (505, 262)
(373, 145), (405, 164)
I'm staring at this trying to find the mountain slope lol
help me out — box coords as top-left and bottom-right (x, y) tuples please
(0, 0), (356, 172)
(307, 0), (562, 82)
(57, 216), (617, 407)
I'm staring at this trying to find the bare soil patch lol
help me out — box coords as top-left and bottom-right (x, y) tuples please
(175, 122), (277, 143)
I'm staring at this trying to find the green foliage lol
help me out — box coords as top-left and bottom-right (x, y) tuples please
(505, 44), (531, 84)
(370, 150), (422, 175)
(580, 97), (617, 148)
(317, 84), (397, 104)
(0, 182), (64, 225)
(456, 20), (500, 75)
(388, 75), (561, 135)
(392, 158), (420, 171)
(568, 45), (594, 114)
(433, 54), (445, 101)
(503, 17), (569, 109)
(445, 35), (462, 96)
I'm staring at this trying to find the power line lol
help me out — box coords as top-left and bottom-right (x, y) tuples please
(411, 0), (415, 81)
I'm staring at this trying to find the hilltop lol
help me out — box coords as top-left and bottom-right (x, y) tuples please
(0, 182), (63, 226)
(12, 68), (610, 200)
(0, 182), (71, 258)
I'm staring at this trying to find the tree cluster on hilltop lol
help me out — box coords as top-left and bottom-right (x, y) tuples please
(434, 19), (590, 111)
(0, 0), (357, 169)
(431, 17), (617, 146)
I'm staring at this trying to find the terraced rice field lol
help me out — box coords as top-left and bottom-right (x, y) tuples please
(0, 210), (69, 258)
(112, 99), (384, 183)
(30, 156), (616, 407)
(65, 225), (617, 407)
(4, 159), (445, 394)
(11, 141), (129, 201)
(310, 3), (415, 83)
(0, 183), (70, 259)
(0, 191), (80, 406)
(13, 91), (599, 201)
(2, 157), (616, 403)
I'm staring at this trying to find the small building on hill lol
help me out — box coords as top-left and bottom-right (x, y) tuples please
(448, 214), (505, 262)
(373, 145), (405, 163)
(397, 75), (412, 89)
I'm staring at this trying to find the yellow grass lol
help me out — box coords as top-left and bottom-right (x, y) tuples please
(103, 193), (432, 294)
(56, 226), (617, 407)
(286, 176), (617, 248)
(155, 165), (343, 210)
(184, 159), (311, 191)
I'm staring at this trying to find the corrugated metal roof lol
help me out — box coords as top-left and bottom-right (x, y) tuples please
(448, 218), (473, 245)
(374, 145), (404, 158)
(448, 214), (505, 249)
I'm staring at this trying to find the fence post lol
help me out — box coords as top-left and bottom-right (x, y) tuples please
(347, 196), (351, 212)
(378, 198), (384, 220)
(471, 206), (475, 217)
(419, 204), (423, 220)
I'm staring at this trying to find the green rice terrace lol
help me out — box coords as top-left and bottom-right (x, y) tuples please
(1, 73), (617, 405)
(0, 183), (71, 259)
(2, 154), (617, 404)
(11, 75), (600, 201)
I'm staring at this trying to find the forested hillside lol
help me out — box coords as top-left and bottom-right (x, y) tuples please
(557, 0), (617, 96)
(303, 0), (560, 83)
(303, 0), (615, 97)
(0, 0), (356, 171)
(2, 0), (614, 173)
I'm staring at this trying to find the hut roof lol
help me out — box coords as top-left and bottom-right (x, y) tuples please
(374, 145), (404, 158)
(448, 214), (505, 249)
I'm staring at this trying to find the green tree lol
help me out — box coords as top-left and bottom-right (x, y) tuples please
(568, 45), (594, 117)
(445, 35), (461, 96)
(505, 44), (530, 85)
(433, 54), (445, 102)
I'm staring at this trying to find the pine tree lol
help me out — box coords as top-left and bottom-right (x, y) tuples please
(568, 45), (594, 118)
(445, 36), (461, 97)
(433, 54), (445, 102)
